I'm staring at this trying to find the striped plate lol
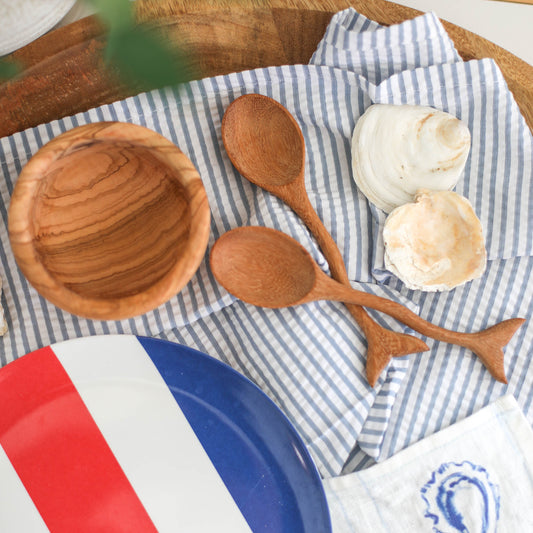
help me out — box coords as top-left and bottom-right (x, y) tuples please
(0, 335), (330, 532)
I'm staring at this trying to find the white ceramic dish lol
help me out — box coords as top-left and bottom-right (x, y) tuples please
(0, 0), (76, 56)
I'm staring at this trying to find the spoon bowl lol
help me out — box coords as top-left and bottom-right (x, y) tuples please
(222, 93), (305, 189)
(210, 225), (316, 307)
(211, 226), (525, 384)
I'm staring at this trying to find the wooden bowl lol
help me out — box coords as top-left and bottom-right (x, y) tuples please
(8, 122), (211, 320)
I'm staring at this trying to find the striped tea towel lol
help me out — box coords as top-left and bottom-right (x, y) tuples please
(311, 10), (461, 84)
(309, 9), (533, 470)
(0, 276), (6, 335)
(325, 395), (533, 532)
(0, 11), (454, 476)
(0, 66), (420, 476)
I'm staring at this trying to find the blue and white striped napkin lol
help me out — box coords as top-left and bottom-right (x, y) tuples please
(311, 9), (461, 84)
(0, 9), (532, 478)
(0, 67), (418, 475)
(308, 9), (533, 472)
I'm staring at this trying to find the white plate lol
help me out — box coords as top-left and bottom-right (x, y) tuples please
(0, 0), (76, 56)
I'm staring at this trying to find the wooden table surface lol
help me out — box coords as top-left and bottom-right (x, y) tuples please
(1, 0), (532, 137)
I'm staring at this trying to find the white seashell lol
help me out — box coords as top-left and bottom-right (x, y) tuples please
(383, 189), (486, 292)
(0, 276), (7, 336)
(351, 104), (471, 213)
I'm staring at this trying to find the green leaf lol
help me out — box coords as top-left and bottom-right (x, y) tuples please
(105, 26), (189, 89)
(86, 0), (133, 30)
(0, 59), (20, 81)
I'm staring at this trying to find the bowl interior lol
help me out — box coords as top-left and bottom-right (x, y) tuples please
(31, 139), (191, 300)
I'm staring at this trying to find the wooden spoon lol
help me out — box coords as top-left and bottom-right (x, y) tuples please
(221, 93), (428, 386)
(210, 226), (525, 384)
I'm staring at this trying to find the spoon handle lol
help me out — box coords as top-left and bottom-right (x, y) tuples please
(283, 182), (428, 385)
(283, 183), (348, 283)
(314, 276), (525, 383)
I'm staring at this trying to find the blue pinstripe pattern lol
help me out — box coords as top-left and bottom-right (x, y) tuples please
(0, 64), (421, 476)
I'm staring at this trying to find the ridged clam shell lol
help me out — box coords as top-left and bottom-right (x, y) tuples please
(383, 189), (486, 291)
(351, 104), (471, 213)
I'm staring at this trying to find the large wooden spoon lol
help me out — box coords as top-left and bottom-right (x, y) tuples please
(210, 226), (525, 384)
(221, 93), (428, 386)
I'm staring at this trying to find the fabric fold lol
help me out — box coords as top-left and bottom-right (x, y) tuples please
(365, 254), (533, 465)
(309, 8), (533, 467)
(311, 9), (461, 84)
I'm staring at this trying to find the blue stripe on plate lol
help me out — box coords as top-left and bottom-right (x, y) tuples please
(137, 336), (331, 533)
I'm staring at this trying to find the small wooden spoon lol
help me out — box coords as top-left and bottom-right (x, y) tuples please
(210, 226), (525, 384)
(222, 93), (428, 386)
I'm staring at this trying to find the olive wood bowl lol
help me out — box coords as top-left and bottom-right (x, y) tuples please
(8, 122), (211, 320)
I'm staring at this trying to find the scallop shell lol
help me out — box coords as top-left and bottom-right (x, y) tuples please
(383, 189), (486, 292)
(351, 104), (471, 213)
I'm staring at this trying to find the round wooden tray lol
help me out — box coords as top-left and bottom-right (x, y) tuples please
(1, 0), (532, 137)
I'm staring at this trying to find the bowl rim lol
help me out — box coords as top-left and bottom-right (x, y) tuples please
(8, 121), (211, 321)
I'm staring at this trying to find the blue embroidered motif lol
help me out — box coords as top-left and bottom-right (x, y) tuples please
(420, 461), (500, 533)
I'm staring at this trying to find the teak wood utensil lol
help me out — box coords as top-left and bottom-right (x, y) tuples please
(222, 93), (428, 386)
(8, 122), (211, 321)
(210, 226), (525, 383)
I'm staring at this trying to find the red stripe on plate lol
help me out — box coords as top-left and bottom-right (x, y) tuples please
(0, 346), (157, 532)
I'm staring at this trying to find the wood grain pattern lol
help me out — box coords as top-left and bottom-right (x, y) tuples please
(8, 122), (211, 320)
(210, 226), (526, 383)
(0, 0), (532, 137)
(222, 94), (428, 386)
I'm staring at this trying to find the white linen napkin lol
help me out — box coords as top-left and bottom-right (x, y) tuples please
(324, 394), (533, 532)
